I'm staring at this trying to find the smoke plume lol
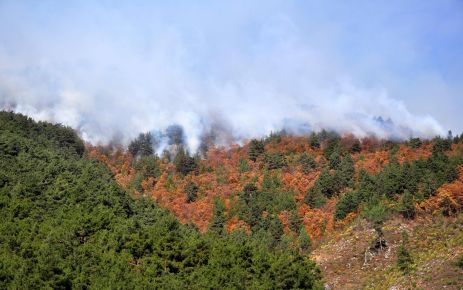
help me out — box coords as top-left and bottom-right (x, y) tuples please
(1, 1), (458, 151)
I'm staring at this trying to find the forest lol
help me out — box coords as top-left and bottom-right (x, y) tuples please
(0, 111), (322, 289)
(2, 111), (463, 289)
(90, 119), (463, 288)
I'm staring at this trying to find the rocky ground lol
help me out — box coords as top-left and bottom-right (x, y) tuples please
(312, 214), (463, 290)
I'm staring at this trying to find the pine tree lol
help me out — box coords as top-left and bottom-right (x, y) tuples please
(209, 198), (226, 235)
(304, 187), (326, 208)
(268, 215), (284, 249)
(174, 146), (197, 176)
(399, 190), (415, 219)
(397, 231), (413, 274)
(248, 139), (265, 162)
(364, 202), (388, 250)
(338, 154), (355, 188)
(309, 132), (320, 149)
(334, 191), (359, 220)
(128, 132), (154, 157)
(297, 153), (317, 174)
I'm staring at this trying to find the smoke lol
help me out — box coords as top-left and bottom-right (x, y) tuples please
(1, 1), (457, 152)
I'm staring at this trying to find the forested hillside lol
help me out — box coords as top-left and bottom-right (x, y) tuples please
(0, 111), (323, 289)
(91, 125), (463, 289)
(93, 129), (463, 239)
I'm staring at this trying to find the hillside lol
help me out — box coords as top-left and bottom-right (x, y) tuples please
(91, 128), (463, 289)
(0, 111), (322, 289)
(2, 111), (463, 289)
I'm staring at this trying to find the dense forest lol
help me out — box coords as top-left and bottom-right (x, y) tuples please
(90, 120), (463, 288)
(2, 111), (463, 289)
(93, 125), (463, 241)
(0, 111), (323, 289)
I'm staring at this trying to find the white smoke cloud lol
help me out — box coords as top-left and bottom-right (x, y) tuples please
(1, 1), (456, 151)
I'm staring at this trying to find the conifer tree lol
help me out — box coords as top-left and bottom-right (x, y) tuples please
(209, 198), (226, 235)
(309, 132), (320, 149)
(397, 231), (413, 274)
(248, 139), (265, 162)
(399, 190), (416, 219)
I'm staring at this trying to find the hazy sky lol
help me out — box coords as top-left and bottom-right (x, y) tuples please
(0, 1), (462, 148)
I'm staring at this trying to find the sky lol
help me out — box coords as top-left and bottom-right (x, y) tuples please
(0, 0), (462, 150)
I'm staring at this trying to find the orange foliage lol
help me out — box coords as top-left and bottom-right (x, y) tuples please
(298, 199), (336, 240)
(88, 135), (449, 240)
(419, 166), (463, 215)
(395, 144), (432, 164)
(355, 150), (389, 174)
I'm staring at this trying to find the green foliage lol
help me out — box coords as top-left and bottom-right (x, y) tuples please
(311, 169), (337, 198)
(265, 131), (282, 144)
(209, 198), (226, 235)
(399, 190), (416, 219)
(298, 227), (312, 253)
(133, 155), (161, 179)
(288, 210), (302, 233)
(336, 154), (355, 188)
(263, 152), (286, 170)
(305, 163), (352, 202)
(238, 158), (249, 173)
(397, 232), (413, 274)
(355, 150), (460, 203)
(309, 132), (320, 149)
(248, 139), (265, 162)
(304, 187), (326, 208)
(407, 137), (422, 149)
(237, 178), (296, 231)
(296, 153), (317, 174)
(184, 181), (199, 203)
(364, 202), (388, 237)
(128, 132), (154, 157)
(268, 214), (284, 249)
(0, 111), (323, 289)
(129, 173), (143, 192)
(324, 137), (341, 161)
(261, 170), (282, 192)
(173, 146), (197, 176)
(432, 136), (452, 156)
(328, 147), (342, 169)
(334, 191), (359, 221)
